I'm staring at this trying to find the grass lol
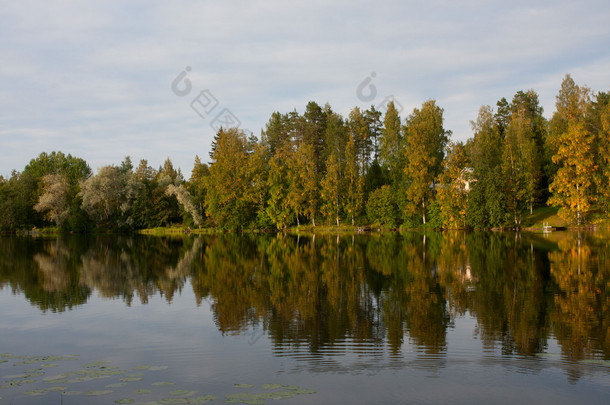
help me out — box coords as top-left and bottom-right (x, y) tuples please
(521, 206), (568, 229)
(522, 205), (610, 230)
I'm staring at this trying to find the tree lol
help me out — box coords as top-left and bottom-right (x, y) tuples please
(502, 111), (538, 227)
(166, 184), (203, 227)
(21, 151), (91, 228)
(303, 101), (327, 176)
(262, 111), (291, 157)
(343, 133), (364, 225)
(131, 159), (158, 229)
(293, 142), (319, 226)
(266, 145), (293, 229)
(320, 152), (343, 226)
(586, 92), (610, 214)
(366, 185), (399, 228)
(548, 120), (597, 224)
(466, 105), (507, 228)
(548, 76), (595, 225)
(205, 128), (259, 230)
(79, 165), (139, 228)
(436, 142), (469, 229)
(34, 174), (70, 227)
(403, 100), (450, 225)
(348, 107), (371, 175)
(188, 155), (210, 223)
(548, 75), (590, 177)
(379, 101), (403, 186)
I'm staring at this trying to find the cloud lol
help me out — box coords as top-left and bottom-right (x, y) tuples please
(1, 0), (609, 176)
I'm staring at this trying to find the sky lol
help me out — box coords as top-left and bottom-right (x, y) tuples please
(1, 0), (609, 178)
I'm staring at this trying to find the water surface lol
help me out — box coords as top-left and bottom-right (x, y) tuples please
(1, 232), (609, 404)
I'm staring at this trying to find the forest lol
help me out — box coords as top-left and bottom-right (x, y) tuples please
(0, 74), (609, 233)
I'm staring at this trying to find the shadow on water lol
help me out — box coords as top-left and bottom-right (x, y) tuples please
(1, 230), (609, 382)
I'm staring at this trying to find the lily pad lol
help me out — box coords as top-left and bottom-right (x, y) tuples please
(84, 361), (111, 368)
(169, 389), (195, 396)
(152, 381), (175, 386)
(24, 389), (47, 396)
(125, 373), (145, 378)
(120, 377), (143, 382)
(86, 388), (111, 395)
(106, 382), (128, 388)
(0, 379), (36, 388)
(116, 400), (135, 404)
(158, 399), (189, 404)
(261, 383), (282, 390)
(43, 373), (71, 382)
(133, 365), (152, 370)
(63, 391), (83, 396)
(188, 395), (216, 404)
(234, 384), (254, 388)
(149, 365), (169, 371)
(3, 373), (29, 379)
(135, 388), (152, 394)
(293, 388), (316, 394)
(41, 364), (59, 368)
(44, 386), (67, 392)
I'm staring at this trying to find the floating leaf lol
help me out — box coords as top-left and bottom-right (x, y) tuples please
(24, 389), (47, 396)
(3, 373), (29, 379)
(106, 382), (128, 388)
(293, 388), (316, 395)
(121, 377), (143, 382)
(85, 389), (113, 396)
(0, 379), (36, 388)
(134, 389), (152, 395)
(133, 365), (151, 370)
(158, 399), (189, 404)
(234, 384), (254, 388)
(43, 373), (71, 382)
(149, 366), (169, 371)
(63, 391), (83, 396)
(188, 395), (216, 404)
(169, 389), (194, 396)
(83, 361), (111, 368)
(44, 386), (67, 392)
(261, 384), (282, 390)
(116, 400), (135, 404)
(266, 391), (295, 400)
(42, 364), (59, 368)
(125, 373), (145, 378)
(152, 381), (175, 386)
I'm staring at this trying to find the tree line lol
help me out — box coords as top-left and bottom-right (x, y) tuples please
(1, 74), (608, 232)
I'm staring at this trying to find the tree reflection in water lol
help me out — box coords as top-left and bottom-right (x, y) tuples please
(1, 231), (608, 379)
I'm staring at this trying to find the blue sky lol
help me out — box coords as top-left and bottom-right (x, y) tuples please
(1, 0), (609, 177)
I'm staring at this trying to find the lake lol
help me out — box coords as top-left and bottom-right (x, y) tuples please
(0, 231), (609, 404)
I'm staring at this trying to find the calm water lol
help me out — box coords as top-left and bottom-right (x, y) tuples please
(0, 232), (609, 404)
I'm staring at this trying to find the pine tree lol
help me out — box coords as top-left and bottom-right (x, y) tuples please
(343, 134), (364, 225)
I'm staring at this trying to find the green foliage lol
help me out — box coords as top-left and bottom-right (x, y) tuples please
(79, 165), (140, 229)
(435, 142), (469, 229)
(2, 76), (610, 233)
(379, 101), (403, 186)
(205, 128), (260, 230)
(366, 185), (399, 228)
(403, 100), (450, 225)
